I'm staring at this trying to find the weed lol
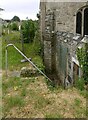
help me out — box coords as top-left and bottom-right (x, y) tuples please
(20, 88), (27, 97)
(45, 79), (60, 92)
(34, 97), (51, 109)
(79, 90), (86, 98)
(33, 56), (45, 72)
(74, 98), (81, 106)
(75, 78), (85, 91)
(45, 79), (63, 92)
(6, 95), (25, 108)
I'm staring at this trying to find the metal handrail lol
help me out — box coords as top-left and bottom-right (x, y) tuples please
(5, 44), (52, 82)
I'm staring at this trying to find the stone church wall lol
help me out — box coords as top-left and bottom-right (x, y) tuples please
(40, 1), (87, 86)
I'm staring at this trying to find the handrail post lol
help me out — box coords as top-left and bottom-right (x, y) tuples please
(5, 47), (8, 77)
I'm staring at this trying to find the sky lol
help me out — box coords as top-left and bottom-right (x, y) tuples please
(0, 0), (40, 20)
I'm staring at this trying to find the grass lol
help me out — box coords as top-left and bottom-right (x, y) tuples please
(3, 77), (21, 92)
(20, 88), (27, 97)
(6, 95), (25, 108)
(2, 76), (36, 94)
(2, 31), (21, 43)
(79, 90), (86, 98)
(74, 98), (81, 107)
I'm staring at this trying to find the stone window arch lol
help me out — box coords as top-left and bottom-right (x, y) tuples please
(84, 8), (88, 35)
(76, 11), (82, 34)
(76, 5), (88, 37)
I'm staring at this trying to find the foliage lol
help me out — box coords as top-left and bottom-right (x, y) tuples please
(75, 78), (85, 91)
(21, 20), (30, 43)
(21, 19), (37, 43)
(33, 56), (45, 72)
(11, 15), (20, 22)
(77, 43), (88, 83)
(74, 98), (81, 107)
(33, 30), (42, 55)
(10, 22), (19, 31)
(20, 88), (27, 97)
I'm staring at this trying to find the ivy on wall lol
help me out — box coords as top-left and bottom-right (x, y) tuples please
(77, 43), (88, 84)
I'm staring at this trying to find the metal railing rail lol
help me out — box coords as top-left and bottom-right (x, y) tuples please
(5, 44), (52, 82)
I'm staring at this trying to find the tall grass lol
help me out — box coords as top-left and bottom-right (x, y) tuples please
(6, 95), (25, 108)
(75, 78), (85, 91)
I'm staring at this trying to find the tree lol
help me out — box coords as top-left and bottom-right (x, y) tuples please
(10, 22), (19, 31)
(77, 42), (88, 84)
(21, 20), (30, 43)
(21, 19), (37, 43)
(11, 16), (20, 22)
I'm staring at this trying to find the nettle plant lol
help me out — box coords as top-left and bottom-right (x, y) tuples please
(77, 43), (88, 84)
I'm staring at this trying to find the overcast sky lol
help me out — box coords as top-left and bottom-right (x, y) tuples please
(0, 0), (40, 20)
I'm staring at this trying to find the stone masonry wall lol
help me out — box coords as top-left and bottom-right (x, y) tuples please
(44, 9), (56, 74)
(56, 31), (81, 85)
(45, 2), (86, 33)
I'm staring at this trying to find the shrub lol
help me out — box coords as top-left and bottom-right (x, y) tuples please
(77, 43), (88, 84)
(75, 78), (85, 91)
(10, 22), (19, 31)
(21, 19), (37, 43)
(33, 30), (42, 55)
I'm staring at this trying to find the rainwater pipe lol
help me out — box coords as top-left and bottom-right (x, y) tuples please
(5, 44), (52, 82)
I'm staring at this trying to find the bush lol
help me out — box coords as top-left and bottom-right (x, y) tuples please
(11, 22), (19, 31)
(75, 78), (85, 91)
(33, 31), (42, 55)
(21, 20), (37, 43)
(77, 43), (88, 84)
